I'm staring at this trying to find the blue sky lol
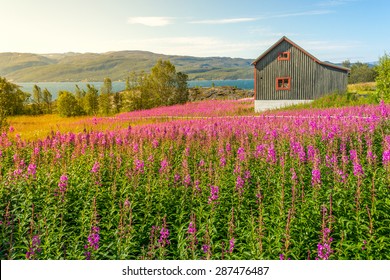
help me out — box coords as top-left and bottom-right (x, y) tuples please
(1, 0), (389, 62)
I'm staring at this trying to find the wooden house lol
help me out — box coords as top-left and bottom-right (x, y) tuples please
(252, 36), (350, 111)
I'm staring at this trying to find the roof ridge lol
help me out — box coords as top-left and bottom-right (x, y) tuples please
(252, 36), (350, 72)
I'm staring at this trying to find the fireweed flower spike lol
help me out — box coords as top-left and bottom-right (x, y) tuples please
(208, 185), (219, 204)
(85, 226), (100, 260)
(26, 235), (42, 259)
(316, 228), (333, 260)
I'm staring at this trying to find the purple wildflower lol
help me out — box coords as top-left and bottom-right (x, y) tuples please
(311, 169), (321, 186)
(134, 159), (145, 174)
(188, 222), (196, 235)
(353, 162), (364, 177)
(158, 227), (170, 247)
(316, 228), (333, 260)
(235, 176), (245, 195)
(228, 238), (235, 253)
(26, 235), (42, 259)
(27, 163), (37, 178)
(202, 244), (210, 254)
(208, 185), (219, 204)
(159, 159), (168, 173)
(58, 174), (68, 193)
(220, 156), (227, 167)
(85, 226), (100, 259)
(383, 150), (390, 165)
(237, 147), (245, 161)
(124, 199), (130, 208)
(184, 174), (192, 186)
(174, 173), (181, 183)
(91, 161), (100, 173)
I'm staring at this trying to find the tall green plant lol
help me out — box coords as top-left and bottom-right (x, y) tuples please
(376, 52), (390, 100)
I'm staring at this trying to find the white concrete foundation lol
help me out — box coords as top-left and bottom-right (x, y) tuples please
(255, 100), (313, 112)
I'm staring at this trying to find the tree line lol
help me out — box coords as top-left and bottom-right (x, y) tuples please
(342, 60), (378, 84)
(0, 59), (189, 121)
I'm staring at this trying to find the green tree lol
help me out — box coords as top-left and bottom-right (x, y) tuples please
(132, 60), (189, 109)
(349, 62), (377, 84)
(42, 88), (53, 114)
(83, 84), (99, 115)
(101, 77), (112, 95)
(98, 93), (111, 115)
(376, 52), (390, 100)
(56, 91), (83, 117)
(31, 85), (44, 115)
(0, 76), (29, 116)
(173, 72), (189, 104)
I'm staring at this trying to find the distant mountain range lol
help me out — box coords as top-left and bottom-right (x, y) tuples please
(0, 51), (254, 82)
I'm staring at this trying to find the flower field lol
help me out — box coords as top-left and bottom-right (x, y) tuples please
(1, 100), (390, 260)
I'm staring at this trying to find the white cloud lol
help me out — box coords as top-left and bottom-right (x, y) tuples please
(265, 10), (333, 19)
(190, 18), (257, 24)
(127, 17), (174, 27)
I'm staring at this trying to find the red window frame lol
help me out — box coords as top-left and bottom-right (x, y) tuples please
(276, 77), (291, 90)
(278, 51), (290, 61)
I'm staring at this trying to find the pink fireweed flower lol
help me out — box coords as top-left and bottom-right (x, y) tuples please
(124, 199), (130, 208)
(58, 174), (68, 194)
(152, 139), (159, 148)
(225, 143), (231, 153)
(158, 227), (170, 247)
(291, 168), (298, 183)
(208, 185), (219, 204)
(244, 170), (251, 180)
(349, 150), (358, 162)
(26, 235), (42, 259)
(194, 180), (201, 193)
(237, 147), (245, 161)
(27, 163), (37, 178)
(382, 150), (390, 165)
(174, 173), (181, 183)
(254, 144), (265, 159)
(202, 244), (210, 254)
(235, 176), (245, 195)
(85, 226), (100, 260)
(267, 145), (276, 164)
(353, 162), (364, 177)
(134, 159), (145, 174)
(91, 161), (100, 173)
(198, 159), (205, 167)
(184, 174), (192, 187)
(228, 237), (235, 253)
(188, 222), (196, 235)
(311, 169), (321, 186)
(316, 228), (333, 260)
(159, 159), (168, 173)
(220, 156), (227, 167)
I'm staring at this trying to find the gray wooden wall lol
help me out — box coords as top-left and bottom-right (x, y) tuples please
(254, 40), (348, 100)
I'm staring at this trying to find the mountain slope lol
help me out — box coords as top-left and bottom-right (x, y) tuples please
(0, 51), (254, 82)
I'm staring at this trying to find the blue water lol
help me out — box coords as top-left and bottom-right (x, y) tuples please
(16, 80), (254, 100)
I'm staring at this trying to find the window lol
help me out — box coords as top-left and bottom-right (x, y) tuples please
(276, 77), (291, 90)
(278, 51), (290, 61)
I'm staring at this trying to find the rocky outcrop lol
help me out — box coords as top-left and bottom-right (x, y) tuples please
(188, 86), (254, 101)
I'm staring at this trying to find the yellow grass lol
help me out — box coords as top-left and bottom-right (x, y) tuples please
(7, 114), (173, 141)
(8, 114), (93, 140)
(347, 82), (376, 94)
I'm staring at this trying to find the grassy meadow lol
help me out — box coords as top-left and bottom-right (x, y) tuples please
(1, 96), (390, 260)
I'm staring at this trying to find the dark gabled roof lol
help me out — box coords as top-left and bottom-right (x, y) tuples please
(252, 36), (350, 72)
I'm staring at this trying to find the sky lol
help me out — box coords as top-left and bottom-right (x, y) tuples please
(1, 0), (389, 62)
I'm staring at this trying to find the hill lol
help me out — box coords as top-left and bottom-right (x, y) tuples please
(0, 51), (253, 82)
